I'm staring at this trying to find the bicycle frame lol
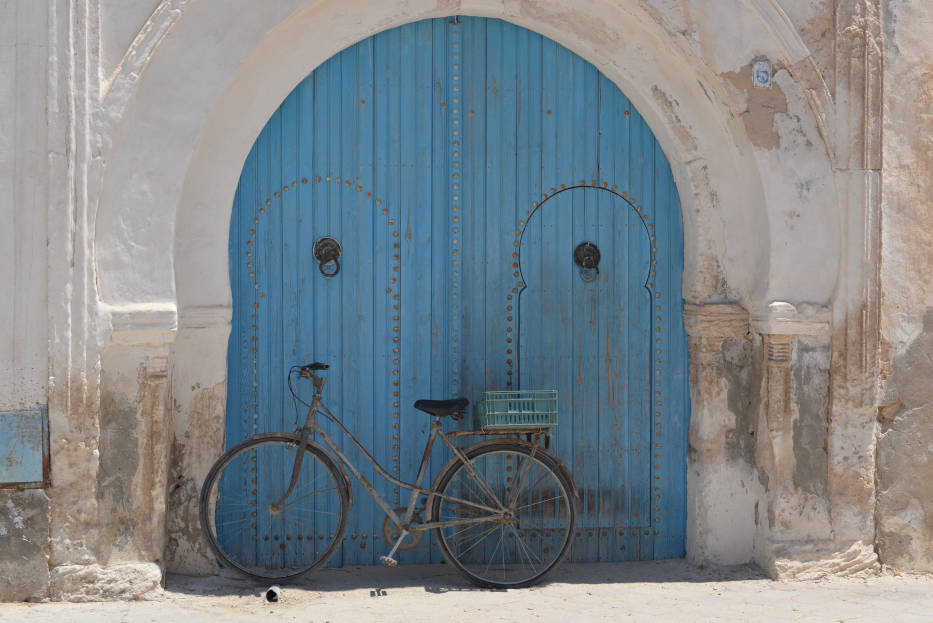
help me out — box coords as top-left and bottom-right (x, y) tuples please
(270, 369), (533, 537)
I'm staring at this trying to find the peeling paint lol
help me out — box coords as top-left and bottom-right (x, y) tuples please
(720, 335), (762, 470)
(721, 62), (789, 150)
(877, 309), (933, 571)
(792, 339), (829, 498)
(165, 381), (225, 575)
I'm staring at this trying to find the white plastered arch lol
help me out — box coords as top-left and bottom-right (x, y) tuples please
(94, 0), (840, 316)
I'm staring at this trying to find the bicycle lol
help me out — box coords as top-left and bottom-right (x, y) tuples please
(200, 362), (578, 588)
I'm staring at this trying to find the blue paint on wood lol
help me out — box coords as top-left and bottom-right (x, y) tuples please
(0, 406), (48, 487)
(227, 16), (689, 565)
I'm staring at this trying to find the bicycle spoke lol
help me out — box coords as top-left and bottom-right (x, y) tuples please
(509, 453), (536, 508)
(514, 494), (564, 513)
(455, 523), (501, 557)
(444, 521), (494, 545)
(434, 445), (575, 588)
(214, 516), (256, 528)
(509, 523), (541, 569)
(482, 527), (505, 576)
(202, 438), (347, 581)
(512, 470), (551, 505)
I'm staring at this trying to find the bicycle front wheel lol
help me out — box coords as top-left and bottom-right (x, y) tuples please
(199, 435), (349, 582)
(430, 441), (576, 588)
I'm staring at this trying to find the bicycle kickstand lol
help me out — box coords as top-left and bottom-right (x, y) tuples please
(379, 530), (409, 567)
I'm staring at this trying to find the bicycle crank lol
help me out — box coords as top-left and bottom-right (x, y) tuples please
(381, 508), (425, 551)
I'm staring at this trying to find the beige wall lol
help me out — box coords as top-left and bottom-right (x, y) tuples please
(878, 0), (933, 572)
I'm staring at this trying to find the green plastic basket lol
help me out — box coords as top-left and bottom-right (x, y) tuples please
(474, 390), (558, 430)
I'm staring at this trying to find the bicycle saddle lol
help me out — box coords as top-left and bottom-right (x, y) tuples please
(413, 397), (469, 418)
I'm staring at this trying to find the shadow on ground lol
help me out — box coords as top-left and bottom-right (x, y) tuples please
(165, 559), (767, 599)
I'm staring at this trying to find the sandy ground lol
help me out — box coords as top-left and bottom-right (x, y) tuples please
(1, 560), (931, 622)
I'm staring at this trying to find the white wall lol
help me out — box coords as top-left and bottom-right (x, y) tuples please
(0, 0), (48, 410)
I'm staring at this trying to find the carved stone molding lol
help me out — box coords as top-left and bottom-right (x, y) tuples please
(751, 302), (831, 337)
(683, 303), (750, 338)
(106, 302), (178, 348)
(178, 305), (232, 330)
(760, 334), (795, 484)
(108, 302), (178, 333)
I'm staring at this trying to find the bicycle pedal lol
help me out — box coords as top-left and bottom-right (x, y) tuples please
(379, 555), (398, 567)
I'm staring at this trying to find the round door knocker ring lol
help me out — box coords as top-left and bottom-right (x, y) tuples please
(313, 236), (342, 278)
(573, 241), (601, 283)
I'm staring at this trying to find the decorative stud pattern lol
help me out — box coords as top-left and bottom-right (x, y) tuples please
(245, 174), (399, 481)
(508, 182), (659, 413)
(449, 20), (463, 399)
(506, 181), (664, 541)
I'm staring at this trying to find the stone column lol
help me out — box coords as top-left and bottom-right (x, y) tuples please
(751, 303), (875, 577)
(50, 305), (175, 600)
(758, 334), (795, 489)
(164, 306), (229, 576)
(683, 303), (758, 565)
(828, 0), (883, 567)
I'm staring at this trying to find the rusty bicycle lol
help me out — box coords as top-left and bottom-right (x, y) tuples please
(200, 361), (577, 588)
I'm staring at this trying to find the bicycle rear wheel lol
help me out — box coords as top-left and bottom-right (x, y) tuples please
(199, 435), (349, 582)
(430, 441), (576, 588)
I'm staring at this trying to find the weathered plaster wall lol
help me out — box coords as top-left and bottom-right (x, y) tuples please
(0, 490), (50, 601)
(878, 0), (933, 573)
(0, 0), (48, 410)
(0, 0), (912, 602)
(0, 0), (52, 602)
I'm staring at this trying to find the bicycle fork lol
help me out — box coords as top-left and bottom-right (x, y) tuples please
(270, 393), (323, 513)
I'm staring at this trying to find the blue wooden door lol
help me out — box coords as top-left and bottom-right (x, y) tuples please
(227, 17), (688, 566)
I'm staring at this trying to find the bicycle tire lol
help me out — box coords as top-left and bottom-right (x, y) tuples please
(199, 435), (349, 582)
(429, 441), (576, 588)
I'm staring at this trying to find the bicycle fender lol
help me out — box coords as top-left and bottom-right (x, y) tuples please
(248, 433), (353, 505)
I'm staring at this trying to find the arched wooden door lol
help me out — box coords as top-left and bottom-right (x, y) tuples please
(226, 17), (688, 566)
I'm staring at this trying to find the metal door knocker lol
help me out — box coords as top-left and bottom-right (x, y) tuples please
(573, 241), (601, 283)
(313, 236), (342, 277)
